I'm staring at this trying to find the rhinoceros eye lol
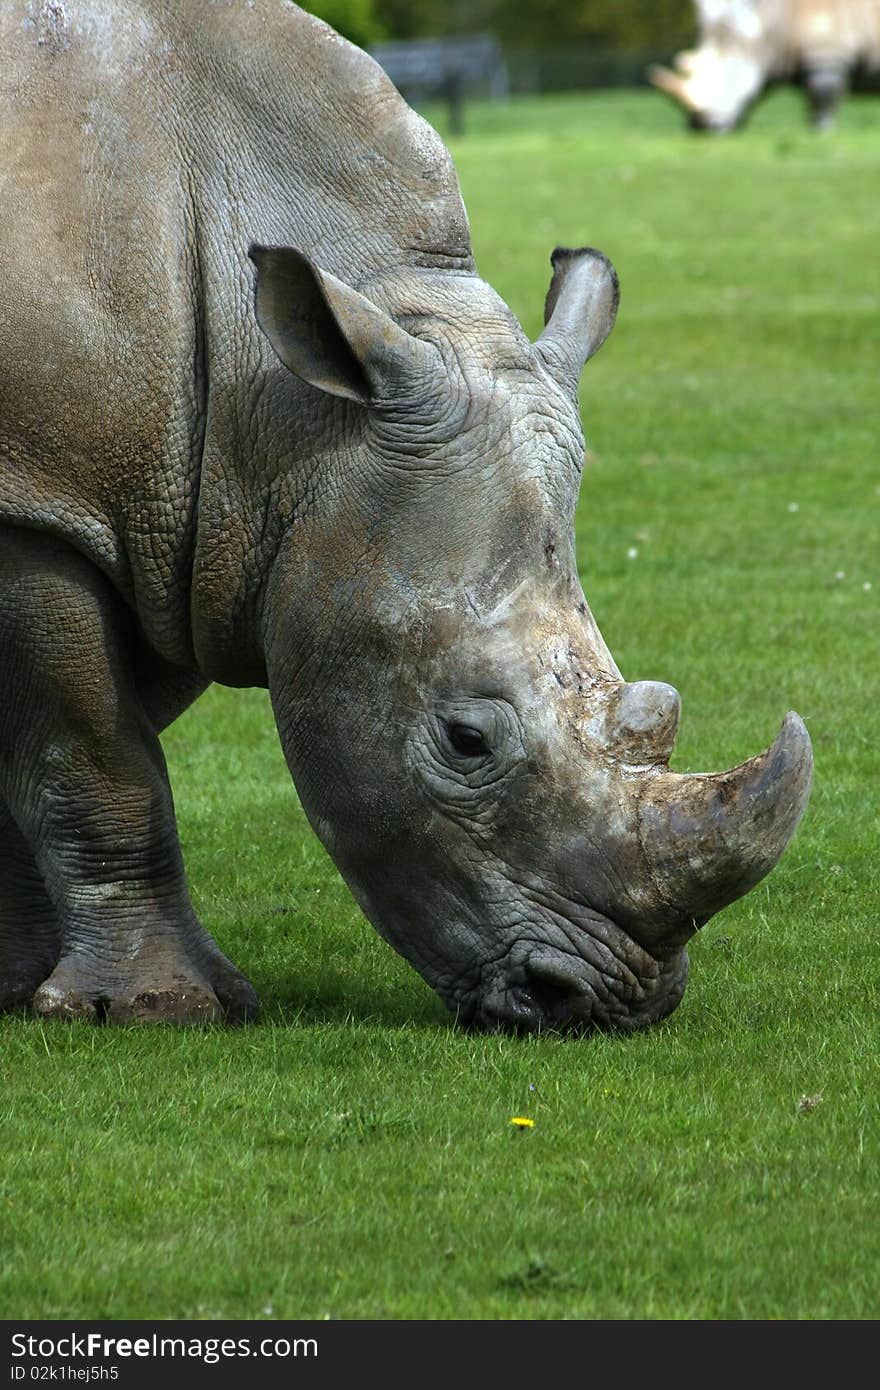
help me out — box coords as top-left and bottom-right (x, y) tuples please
(447, 722), (489, 758)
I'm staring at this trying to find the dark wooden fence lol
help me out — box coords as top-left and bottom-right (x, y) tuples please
(369, 35), (509, 133)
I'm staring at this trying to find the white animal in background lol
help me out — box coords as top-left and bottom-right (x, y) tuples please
(650, 0), (880, 130)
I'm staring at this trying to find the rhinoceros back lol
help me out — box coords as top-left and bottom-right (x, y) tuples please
(0, 0), (472, 665)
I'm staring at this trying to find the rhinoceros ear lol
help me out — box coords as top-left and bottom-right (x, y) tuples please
(535, 247), (619, 395)
(249, 244), (438, 405)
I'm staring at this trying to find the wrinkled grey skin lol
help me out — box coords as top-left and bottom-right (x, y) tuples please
(0, 1), (812, 1032)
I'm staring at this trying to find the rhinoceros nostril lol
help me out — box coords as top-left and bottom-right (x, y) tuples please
(520, 960), (589, 1024)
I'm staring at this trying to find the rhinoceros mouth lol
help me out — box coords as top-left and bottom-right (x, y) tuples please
(461, 972), (606, 1034)
(441, 920), (690, 1036)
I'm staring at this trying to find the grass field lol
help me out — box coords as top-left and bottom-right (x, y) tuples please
(1, 87), (878, 1321)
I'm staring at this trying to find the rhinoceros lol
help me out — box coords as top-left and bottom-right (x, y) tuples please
(650, 0), (880, 131)
(0, 0), (813, 1033)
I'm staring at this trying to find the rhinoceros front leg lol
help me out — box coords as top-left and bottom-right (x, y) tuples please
(0, 807), (61, 1009)
(0, 527), (258, 1024)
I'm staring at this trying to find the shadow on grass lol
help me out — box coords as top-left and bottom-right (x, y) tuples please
(249, 974), (455, 1032)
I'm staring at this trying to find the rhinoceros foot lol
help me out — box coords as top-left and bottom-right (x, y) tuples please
(32, 941), (259, 1026)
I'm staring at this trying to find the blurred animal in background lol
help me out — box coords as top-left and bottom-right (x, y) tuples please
(650, 0), (880, 130)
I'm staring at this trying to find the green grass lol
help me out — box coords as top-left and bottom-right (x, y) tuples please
(2, 88), (878, 1320)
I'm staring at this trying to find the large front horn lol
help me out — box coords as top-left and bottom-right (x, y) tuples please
(634, 712), (813, 946)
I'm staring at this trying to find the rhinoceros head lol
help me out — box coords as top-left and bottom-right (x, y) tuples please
(248, 243), (812, 1033)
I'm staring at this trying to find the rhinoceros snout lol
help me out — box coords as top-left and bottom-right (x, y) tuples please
(460, 963), (582, 1034)
(465, 947), (688, 1036)
(467, 981), (577, 1034)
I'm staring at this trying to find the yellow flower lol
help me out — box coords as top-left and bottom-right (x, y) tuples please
(510, 1116), (535, 1129)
